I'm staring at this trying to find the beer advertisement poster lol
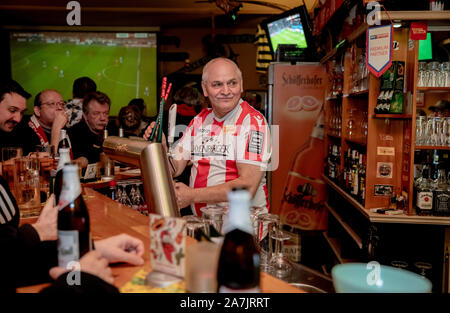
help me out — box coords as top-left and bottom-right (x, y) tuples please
(149, 214), (186, 277)
(270, 63), (327, 231)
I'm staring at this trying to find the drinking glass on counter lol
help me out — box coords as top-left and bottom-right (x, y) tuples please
(269, 225), (292, 278)
(255, 213), (279, 273)
(1, 147), (23, 191)
(182, 215), (208, 239)
(14, 157), (41, 218)
(201, 206), (226, 236)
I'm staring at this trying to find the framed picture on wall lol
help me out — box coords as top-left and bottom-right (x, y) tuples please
(243, 90), (267, 116)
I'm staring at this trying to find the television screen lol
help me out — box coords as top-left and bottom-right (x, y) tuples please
(418, 32), (432, 61)
(262, 5), (313, 59)
(9, 31), (157, 116)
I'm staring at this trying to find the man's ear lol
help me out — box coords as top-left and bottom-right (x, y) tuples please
(201, 81), (208, 98)
(34, 106), (41, 118)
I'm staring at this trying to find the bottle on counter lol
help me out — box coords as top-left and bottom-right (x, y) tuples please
(51, 147), (71, 204)
(57, 162), (93, 268)
(119, 127), (124, 138)
(58, 129), (70, 152)
(216, 188), (260, 293)
(433, 169), (449, 216)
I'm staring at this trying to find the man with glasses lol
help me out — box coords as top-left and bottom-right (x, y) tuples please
(68, 91), (110, 166)
(15, 89), (68, 155)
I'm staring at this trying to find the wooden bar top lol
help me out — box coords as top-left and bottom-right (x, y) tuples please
(17, 187), (303, 293)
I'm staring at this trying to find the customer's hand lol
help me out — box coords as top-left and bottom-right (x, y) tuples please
(174, 182), (194, 209)
(53, 110), (68, 132)
(74, 156), (88, 169)
(95, 233), (145, 266)
(143, 122), (168, 151)
(32, 194), (57, 241)
(49, 250), (114, 285)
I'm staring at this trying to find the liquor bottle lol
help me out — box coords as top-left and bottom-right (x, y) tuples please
(344, 148), (351, 191)
(351, 150), (360, 197)
(278, 110), (327, 231)
(51, 147), (71, 205)
(58, 129), (70, 152)
(358, 154), (366, 205)
(57, 162), (93, 268)
(217, 188), (260, 293)
(416, 166), (433, 216)
(118, 127), (124, 138)
(103, 127), (108, 140)
(375, 90), (385, 114)
(432, 169), (449, 216)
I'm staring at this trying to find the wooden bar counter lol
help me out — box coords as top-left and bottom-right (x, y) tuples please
(17, 187), (303, 293)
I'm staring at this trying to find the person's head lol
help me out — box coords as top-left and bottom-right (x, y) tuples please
(128, 98), (146, 116)
(118, 105), (141, 132)
(33, 89), (65, 128)
(83, 91), (110, 133)
(72, 76), (97, 99)
(0, 79), (31, 132)
(201, 57), (243, 118)
(173, 86), (204, 111)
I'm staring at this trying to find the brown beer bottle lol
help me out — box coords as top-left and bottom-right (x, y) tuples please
(278, 109), (327, 231)
(216, 188), (260, 293)
(57, 162), (93, 268)
(52, 147), (71, 205)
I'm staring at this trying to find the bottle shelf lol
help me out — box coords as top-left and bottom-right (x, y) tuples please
(415, 146), (450, 151)
(373, 114), (413, 119)
(344, 89), (369, 98)
(327, 133), (342, 140)
(323, 174), (450, 225)
(325, 202), (363, 249)
(344, 137), (367, 146)
(417, 87), (450, 93)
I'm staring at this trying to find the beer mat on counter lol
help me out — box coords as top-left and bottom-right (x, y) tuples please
(120, 269), (185, 293)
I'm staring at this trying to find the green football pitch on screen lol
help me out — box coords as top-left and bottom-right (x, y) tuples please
(270, 28), (307, 53)
(10, 32), (157, 117)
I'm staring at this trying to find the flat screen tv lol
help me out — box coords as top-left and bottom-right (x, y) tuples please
(9, 30), (157, 116)
(261, 5), (315, 61)
(418, 32), (433, 61)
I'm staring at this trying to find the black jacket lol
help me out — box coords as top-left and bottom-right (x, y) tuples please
(68, 118), (104, 164)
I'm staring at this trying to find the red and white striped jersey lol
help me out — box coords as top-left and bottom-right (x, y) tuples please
(175, 100), (271, 216)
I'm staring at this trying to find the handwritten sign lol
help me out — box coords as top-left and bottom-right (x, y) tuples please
(366, 25), (393, 77)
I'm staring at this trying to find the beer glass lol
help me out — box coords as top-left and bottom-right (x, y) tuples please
(201, 206), (226, 236)
(269, 224), (292, 278)
(182, 215), (208, 239)
(14, 157), (41, 218)
(255, 213), (279, 273)
(1, 147), (23, 191)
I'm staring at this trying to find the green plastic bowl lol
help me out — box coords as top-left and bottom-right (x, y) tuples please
(332, 263), (432, 293)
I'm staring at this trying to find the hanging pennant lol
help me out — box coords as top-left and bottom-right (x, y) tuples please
(366, 24), (393, 78)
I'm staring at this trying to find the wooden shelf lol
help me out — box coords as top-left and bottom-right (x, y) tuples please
(380, 11), (450, 21)
(417, 87), (450, 93)
(344, 137), (367, 146)
(344, 89), (369, 98)
(325, 95), (342, 101)
(320, 23), (367, 64)
(322, 232), (344, 264)
(373, 114), (413, 119)
(415, 146), (450, 150)
(325, 202), (363, 249)
(322, 174), (368, 218)
(323, 174), (450, 225)
(327, 133), (342, 140)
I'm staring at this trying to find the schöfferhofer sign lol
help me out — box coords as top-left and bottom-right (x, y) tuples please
(366, 24), (393, 78)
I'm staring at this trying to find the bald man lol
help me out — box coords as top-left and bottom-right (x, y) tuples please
(145, 58), (272, 215)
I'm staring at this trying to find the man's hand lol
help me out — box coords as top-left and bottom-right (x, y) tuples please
(74, 157), (88, 169)
(94, 234), (145, 266)
(174, 182), (194, 209)
(53, 110), (68, 132)
(49, 251), (114, 285)
(143, 122), (168, 151)
(32, 194), (57, 241)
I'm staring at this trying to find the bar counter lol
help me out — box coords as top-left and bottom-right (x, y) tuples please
(17, 187), (307, 293)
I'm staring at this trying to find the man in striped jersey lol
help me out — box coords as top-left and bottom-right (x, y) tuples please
(146, 58), (272, 216)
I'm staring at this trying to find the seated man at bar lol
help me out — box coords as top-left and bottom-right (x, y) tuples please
(68, 91), (110, 167)
(0, 80), (145, 293)
(0, 79), (30, 151)
(15, 89), (68, 155)
(66, 76), (97, 128)
(145, 57), (272, 215)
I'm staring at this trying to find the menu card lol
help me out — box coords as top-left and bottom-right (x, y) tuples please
(149, 213), (186, 277)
